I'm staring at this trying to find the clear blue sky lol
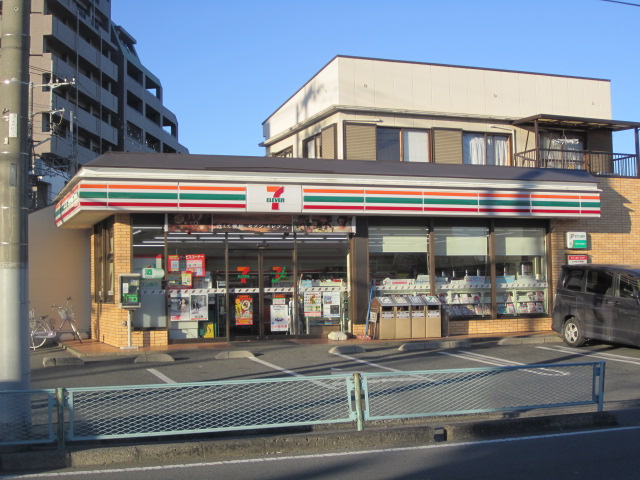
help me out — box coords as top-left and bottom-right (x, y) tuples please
(111, 0), (640, 156)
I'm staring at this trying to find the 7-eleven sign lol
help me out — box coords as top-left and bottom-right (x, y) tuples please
(246, 185), (302, 212)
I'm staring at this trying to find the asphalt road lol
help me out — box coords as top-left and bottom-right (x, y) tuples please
(27, 340), (640, 409)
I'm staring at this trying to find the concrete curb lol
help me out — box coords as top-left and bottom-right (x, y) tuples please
(133, 353), (175, 363)
(497, 335), (562, 346)
(329, 345), (366, 354)
(398, 340), (471, 351)
(0, 411), (619, 473)
(214, 350), (255, 359)
(42, 357), (85, 367)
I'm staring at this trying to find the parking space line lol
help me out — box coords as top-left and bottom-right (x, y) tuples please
(439, 351), (568, 376)
(537, 345), (640, 366)
(147, 368), (177, 384)
(330, 352), (402, 372)
(248, 356), (339, 390)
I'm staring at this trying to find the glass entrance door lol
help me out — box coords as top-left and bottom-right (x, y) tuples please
(228, 245), (294, 339)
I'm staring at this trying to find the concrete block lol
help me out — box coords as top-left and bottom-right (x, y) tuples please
(133, 353), (175, 363)
(69, 446), (138, 468)
(215, 350), (254, 359)
(328, 345), (366, 354)
(42, 356), (85, 367)
(136, 442), (202, 463)
(201, 437), (266, 459)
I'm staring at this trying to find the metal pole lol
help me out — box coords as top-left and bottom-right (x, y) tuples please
(0, 0), (31, 396)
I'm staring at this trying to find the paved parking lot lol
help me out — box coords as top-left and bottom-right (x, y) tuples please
(27, 338), (640, 409)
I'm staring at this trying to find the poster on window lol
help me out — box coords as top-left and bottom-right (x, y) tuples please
(169, 213), (212, 233)
(169, 292), (190, 321)
(185, 254), (206, 277)
(270, 304), (289, 332)
(293, 215), (355, 233)
(190, 294), (208, 321)
(304, 292), (321, 317)
(322, 292), (341, 318)
(234, 295), (253, 325)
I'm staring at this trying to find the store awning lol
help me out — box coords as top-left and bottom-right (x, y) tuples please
(54, 153), (601, 229)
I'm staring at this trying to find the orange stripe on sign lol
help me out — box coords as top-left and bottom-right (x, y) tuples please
(478, 193), (529, 198)
(266, 185), (283, 193)
(366, 189), (422, 196)
(424, 191), (476, 197)
(303, 188), (364, 194)
(180, 185), (245, 191)
(80, 183), (108, 189)
(108, 184), (178, 190)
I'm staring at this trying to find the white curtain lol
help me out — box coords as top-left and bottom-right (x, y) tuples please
(403, 130), (429, 162)
(487, 135), (509, 166)
(463, 134), (486, 165)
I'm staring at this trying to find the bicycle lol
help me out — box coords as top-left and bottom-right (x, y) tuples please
(29, 297), (83, 349)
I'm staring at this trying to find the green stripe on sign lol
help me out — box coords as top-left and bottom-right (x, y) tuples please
(79, 191), (107, 198)
(304, 196), (364, 203)
(109, 192), (178, 200)
(423, 198), (477, 206)
(532, 200), (580, 207)
(366, 197), (422, 204)
(180, 193), (246, 201)
(581, 202), (601, 208)
(479, 199), (530, 207)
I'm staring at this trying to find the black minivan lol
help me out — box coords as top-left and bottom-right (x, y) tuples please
(552, 264), (640, 347)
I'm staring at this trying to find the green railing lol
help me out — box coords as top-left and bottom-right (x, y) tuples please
(0, 362), (605, 449)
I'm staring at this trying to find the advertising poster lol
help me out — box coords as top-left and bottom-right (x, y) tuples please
(169, 293), (190, 321)
(304, 292), (321, 317)
(322, 292), (341, 318)
(270, 304), (289, 332)
(234, 295), (254, 325)
(185, 254), (206, 277)
(293, 215), (355, 233)
(167, 255), (181, 273)
(190, 294), (208, 321)
(169, 213), (212, 233)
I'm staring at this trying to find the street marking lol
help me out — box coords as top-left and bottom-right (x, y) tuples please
(439, 351), (568, 376)
(537, 345), (640, 366)
(248, 356), (338, 390)
(8, 425), (640, 478)
(330, 352), (402, 372)
(146, 368), (176, 384)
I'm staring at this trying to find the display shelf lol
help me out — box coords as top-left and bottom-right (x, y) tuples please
(496, 281), (548, 315)
(438, 277), (491, 317)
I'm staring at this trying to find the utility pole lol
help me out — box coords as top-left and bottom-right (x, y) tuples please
(0, 0), (31, 403)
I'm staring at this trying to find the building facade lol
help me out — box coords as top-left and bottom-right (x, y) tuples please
(51, 56), (640, 348)
(9, 0), (188, 209)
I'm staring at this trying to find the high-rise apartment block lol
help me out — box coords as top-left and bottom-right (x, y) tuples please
(12, 0), (188, 208)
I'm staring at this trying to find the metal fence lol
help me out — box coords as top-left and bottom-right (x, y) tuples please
(0, 362), (604, 448)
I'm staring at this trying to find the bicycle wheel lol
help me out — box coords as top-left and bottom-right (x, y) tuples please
(30, 321), (48, 350)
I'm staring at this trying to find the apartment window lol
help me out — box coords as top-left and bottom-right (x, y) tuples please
(346, 125), (430, 162)
(303, 134), (322, 158)
(463, 133), (509, 165)
(94, 218), (114, 303)
(127, 122), (142, 142)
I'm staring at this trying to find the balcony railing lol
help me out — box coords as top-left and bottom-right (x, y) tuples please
(513, 149), (638, 177)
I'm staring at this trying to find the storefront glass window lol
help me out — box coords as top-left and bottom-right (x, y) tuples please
(434, 226), (489, 317)
(297, 233), (349, 336)
(369, 226), (429, 290)
(494, 226), (548, 316)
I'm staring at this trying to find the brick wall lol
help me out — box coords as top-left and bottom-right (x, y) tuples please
(91, 214), (168, 348)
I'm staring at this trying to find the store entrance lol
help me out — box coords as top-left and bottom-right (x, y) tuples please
(228, 246), (295, 340)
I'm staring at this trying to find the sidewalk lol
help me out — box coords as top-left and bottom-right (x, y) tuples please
(57, 330), (564, 358)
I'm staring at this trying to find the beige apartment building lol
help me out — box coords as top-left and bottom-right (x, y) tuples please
(47, 55), (640, 348)
(7, 0), (188, 209)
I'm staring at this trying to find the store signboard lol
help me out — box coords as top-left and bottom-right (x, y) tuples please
(246, 184), (302, 212)
(567, 254), (589, 265)
(566, 232), (587, 249)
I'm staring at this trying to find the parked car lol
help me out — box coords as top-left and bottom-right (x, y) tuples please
(552, 264), (640, 347)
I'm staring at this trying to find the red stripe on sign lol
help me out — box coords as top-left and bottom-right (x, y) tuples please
(424, 207), (478, 212)
(108, 202), (179, 208)
(178, 203), (245, 208)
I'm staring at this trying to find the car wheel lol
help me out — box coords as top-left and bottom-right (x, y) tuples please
(563, 318), (586, 347)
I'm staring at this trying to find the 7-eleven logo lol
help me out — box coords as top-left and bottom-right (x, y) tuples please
(266, 186), (285, 210)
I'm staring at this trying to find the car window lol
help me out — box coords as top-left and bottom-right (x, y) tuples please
(585, 270), (615, 295)
(618, 273), (640, 299)
(563, 269), (585, 292)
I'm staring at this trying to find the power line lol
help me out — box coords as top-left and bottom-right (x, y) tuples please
(601, 0), (640, 7)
